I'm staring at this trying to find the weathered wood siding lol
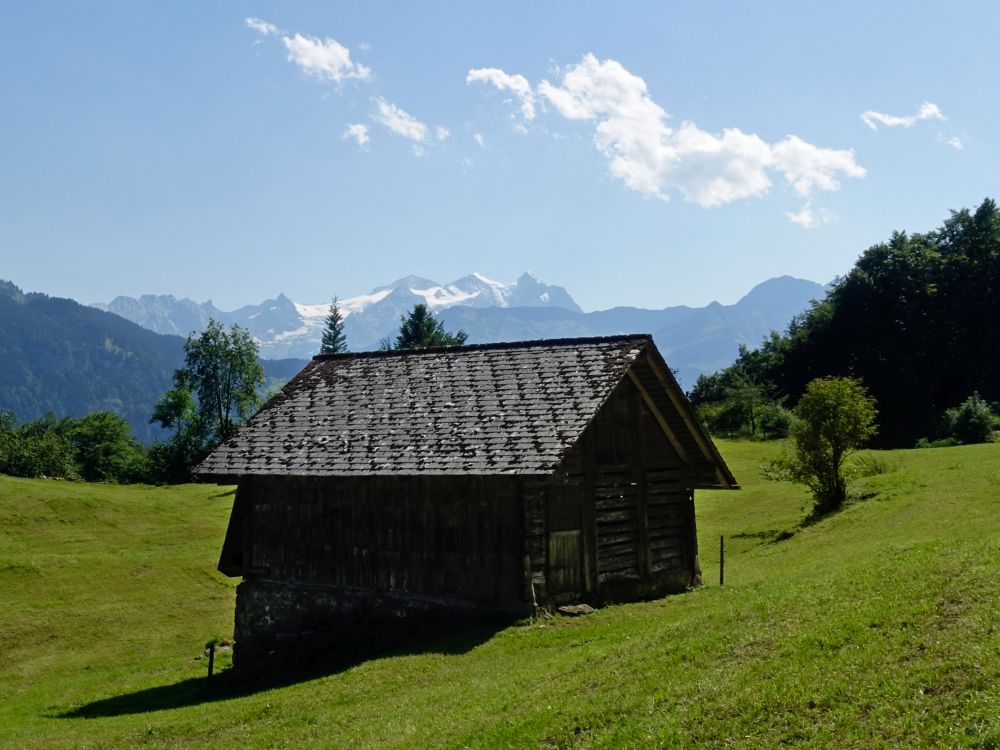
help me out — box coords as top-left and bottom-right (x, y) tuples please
(234, 475), (524, 604)
(526, 372), (699, 604)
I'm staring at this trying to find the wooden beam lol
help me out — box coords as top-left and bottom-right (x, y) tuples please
(642, 354), (733, 488)
(627, 370), (689, 462)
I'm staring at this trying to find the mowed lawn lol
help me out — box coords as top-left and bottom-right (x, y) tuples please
(1, 441), (998, 748)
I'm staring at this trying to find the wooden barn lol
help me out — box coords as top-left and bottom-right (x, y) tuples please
(198, 335), (737, 663)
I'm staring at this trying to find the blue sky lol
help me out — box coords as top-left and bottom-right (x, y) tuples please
(1, 1), (996, 312)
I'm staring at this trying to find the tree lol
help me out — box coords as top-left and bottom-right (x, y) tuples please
(180, 320), (264, 443)
(767, 376), (878, 516)
(70, 412), (147, 483)
(320, 297), (348, 354)
(149, 373), (211, 483)
(0, 411), (77, 480)
(149, 321), (263, 483)
(393, 304), (468, 349)
(941, 392), (994, 444)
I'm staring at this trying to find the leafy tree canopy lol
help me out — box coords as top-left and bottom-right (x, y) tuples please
(694, 197), (1000, 447)
(180, 320), (263, 443)
(766, 376), (878, 516)
(149, 320), (264, 482)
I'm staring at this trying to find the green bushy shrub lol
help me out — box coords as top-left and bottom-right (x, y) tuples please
(941, 393), (994, 444)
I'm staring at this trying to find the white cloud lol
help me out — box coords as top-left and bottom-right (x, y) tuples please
(771, 135), (866, 197)
(786, 202), (836, 229)
(945, 136), (964, 150)
(860, 100), (945, 130)
(245, 18), (371, 83)
(245, 17), (279, 36)
(281, 33), (371, 83)
(474, 132), (487, 149)
(373, 97), (427, 142)
(435, 126), (451, 141)
(520, 53), (864, 208)
(466, 68), (536, 121)
(342, 123), (370, 148)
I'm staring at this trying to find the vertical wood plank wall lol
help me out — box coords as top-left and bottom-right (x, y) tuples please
(241, 475), (523, 605)
(525, 374), (699, 604)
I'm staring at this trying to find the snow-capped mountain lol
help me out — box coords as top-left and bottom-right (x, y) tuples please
(94, 272), (581, 359)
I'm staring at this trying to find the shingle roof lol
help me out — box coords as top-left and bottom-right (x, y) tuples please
(196, 335), (733, 483)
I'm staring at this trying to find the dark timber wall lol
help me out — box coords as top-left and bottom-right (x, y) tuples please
(225, 475), (525, 661)
(524, 371), (700, 605)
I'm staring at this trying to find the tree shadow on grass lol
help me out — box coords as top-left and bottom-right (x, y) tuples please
(732, 528), (797, 544)
(58, 619), (506, 719)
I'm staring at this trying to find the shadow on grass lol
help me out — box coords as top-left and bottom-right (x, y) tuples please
(59, 619), (506, 718)
(732, 528), (797, 544)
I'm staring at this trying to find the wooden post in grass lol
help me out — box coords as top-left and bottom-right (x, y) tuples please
(207, 642), (215, 678)
(719, 535), (725, 587)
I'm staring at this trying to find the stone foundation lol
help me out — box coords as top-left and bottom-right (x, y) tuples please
(232, 579), (529, 666)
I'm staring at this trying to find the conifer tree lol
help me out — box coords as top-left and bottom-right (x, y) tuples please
(320, 297), (348, 354)
(394, 303), (468, 349)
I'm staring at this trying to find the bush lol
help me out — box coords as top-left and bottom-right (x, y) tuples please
(757, 403), (794, 440)
(0, 413), (78, 479)
(696, 389), (791, 441)
(764, 376), (878, 516)
(71, 412), (148, 483)
(941, 393), (994, 444)
(0, 410), (151, 483)
(915, 436), (960, 449)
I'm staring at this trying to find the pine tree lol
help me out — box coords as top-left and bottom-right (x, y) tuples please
(320, 297), (348, 354)
(394, 303), (468, 349)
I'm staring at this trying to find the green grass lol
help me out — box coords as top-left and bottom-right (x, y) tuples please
(1, 441), (998, 748)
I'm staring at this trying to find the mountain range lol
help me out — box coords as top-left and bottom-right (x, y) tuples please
(95, 272), (826, 388)
(94, 272), (580, 359)
(0, 281), (303, 442)
(0, 272), (825, 442)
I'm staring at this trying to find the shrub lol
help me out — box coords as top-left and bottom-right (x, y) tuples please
(764, 376), (878, 516)
(941, 392), (994, 444)
(757, 403), (794, 440)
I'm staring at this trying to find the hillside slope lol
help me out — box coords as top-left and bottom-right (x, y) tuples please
(0, 283), (186, 442)
(0, 443), (997, 748)
(0, 282), (307, 441)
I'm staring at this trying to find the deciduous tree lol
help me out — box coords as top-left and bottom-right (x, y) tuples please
(766, 376), (878, 515)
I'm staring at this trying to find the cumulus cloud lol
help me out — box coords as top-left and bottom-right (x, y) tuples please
(945, 136), (964, 150)
(245, 17), (371, 83)
(435, 126), (451, 141)
(466, 68), (536, 121)
(474, 132), (487, 149)
(786, 202), (836, 229)
(373, 97), (427, 142)
(860, 101), (945, 130)
(512, 53), (865, 212)
(281, 33), (371, 83)
(342, 123), (370, 148)
(771, 135), (865, 197)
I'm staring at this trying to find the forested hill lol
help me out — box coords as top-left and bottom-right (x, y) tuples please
(0, 283), (305, 442)
(693, 198), (1000, 447)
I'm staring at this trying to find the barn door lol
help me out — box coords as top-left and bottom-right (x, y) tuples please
(546, 484), (583, 596)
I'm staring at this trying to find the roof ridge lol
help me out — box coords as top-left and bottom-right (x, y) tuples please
(312, 334), (653, 361)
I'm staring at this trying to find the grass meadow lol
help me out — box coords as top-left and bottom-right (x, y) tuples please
(1, 441), (998, 748)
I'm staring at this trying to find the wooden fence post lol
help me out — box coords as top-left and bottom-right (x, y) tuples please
(719, 535), (724, 587)
(207, 642), (215, 678)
